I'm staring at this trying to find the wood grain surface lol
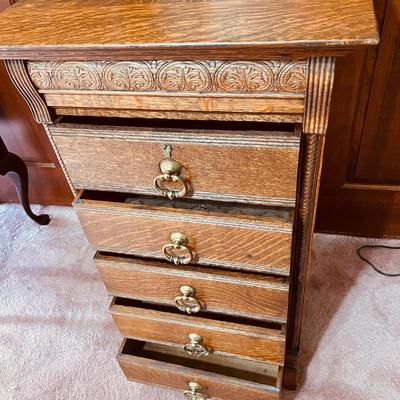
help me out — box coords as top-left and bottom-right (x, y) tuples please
(96, 254), (289, 323)
(0, 0), (378, 60)
(41, 91), (305, 116)
(53, 107), (304, 123)
(110, 299), (286, 364)
(75, 194), (293, 275)
(50, 123), (301, 207)
(118, 339), (280, 400)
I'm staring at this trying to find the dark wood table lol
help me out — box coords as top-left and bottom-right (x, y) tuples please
(0, 136), (49, 224)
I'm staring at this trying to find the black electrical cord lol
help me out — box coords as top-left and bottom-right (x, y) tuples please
(357, 244), (400, 277)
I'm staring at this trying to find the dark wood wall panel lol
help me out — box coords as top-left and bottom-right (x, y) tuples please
(355, 3), (400, 183)
(316, 0), (400, 238)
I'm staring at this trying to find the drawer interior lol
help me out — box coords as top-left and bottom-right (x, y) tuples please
(120, 339), (280, 388)
(58, 115), (296, 134)
(78, 190), (294, 224)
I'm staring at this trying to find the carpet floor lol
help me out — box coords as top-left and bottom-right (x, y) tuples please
(0, 204), (399, 400)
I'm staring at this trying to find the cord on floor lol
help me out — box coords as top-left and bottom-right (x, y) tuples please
(357, 245), (400, 277)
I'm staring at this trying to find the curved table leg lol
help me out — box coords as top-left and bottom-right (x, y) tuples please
(0, 138), (50, 225)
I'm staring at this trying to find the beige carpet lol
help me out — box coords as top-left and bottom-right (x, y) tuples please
(0, 204), (399, 400)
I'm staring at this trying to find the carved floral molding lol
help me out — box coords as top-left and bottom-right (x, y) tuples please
(27, 60), (308, 95)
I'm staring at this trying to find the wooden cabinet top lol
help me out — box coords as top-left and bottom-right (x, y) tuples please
(0, 0), (378, 59)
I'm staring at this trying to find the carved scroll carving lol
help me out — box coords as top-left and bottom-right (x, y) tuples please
(27, 60), (308, 95)
(53, 62), (101, 90)
(156, 61), (212, 91)
(104, 61), (155, 91)
(5, 60), (52, 124)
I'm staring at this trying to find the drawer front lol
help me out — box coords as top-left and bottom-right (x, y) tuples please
(110, 298), (286, 364)
(28, 60), (307, 122)
(118, 339), (280, 400)
(75, 195), (293, 275)
(49, 124), (300, 207)
(96, 254), (289, 323)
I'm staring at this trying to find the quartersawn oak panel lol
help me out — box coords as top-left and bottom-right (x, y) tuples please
(110, 298), (286, 364)
(75, 194), (293, 275)
(118, 339), (280, 400)
(53, 107), (304, 123)
(41, 92), (304, 117)
(96, 254), (289, 323)
(49, 123), (301, 207)
(0, 0), (378, 60)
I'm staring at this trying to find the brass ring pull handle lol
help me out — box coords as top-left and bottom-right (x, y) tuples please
(154, 144), (189, 200)
(163, 232), (193, 265)
(175, 285), (202, 314)
(184, 333), (211, 357)
(184, 382), (208, 400)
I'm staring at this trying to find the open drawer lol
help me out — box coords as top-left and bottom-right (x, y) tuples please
(48, 119), (300, 207)
(74, 191), (293, 276)
(110, 297), (286, 364)
(118, 339), (281, 400)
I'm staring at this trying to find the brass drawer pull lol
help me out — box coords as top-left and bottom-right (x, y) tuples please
(154, 143), (189, 200)
(184, 382), (208, 400)
(175, 285), (202, 314)
(184, 333), (211, 357)
(163, 232), (193, 265)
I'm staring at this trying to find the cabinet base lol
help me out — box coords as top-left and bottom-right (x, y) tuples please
(282, 351), (299, 390)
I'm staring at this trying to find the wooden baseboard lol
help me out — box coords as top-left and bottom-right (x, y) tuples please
(316, 187), (400, 238)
